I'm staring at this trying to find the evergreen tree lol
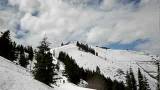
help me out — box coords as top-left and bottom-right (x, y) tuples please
(126, 71), (132, 90)
(138, 68), (150, 90)
(58, 51), (126, 90)
(143, 76), (150, 90)
(126, 68), (137, 90)
(28, 46), (34, 61)
(138, 68), (143, 90)
(76, 41), (96, 55)
(8, 41), (17, 61)
(113, 80), (125, 90)
(19, 45), (28, 68)
(130, 68), (137, 90)
(34, 37), (55, 86)
(0, 30), (14, 61)
(27, 46), (34, 71)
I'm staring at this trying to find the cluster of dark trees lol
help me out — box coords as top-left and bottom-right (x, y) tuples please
(126, 68), (150, 90)
(58, 51), (126, 90)
(0, 30), (57, 86)
(33, 37), (57, 86)
(138, 68), (150, 90)
(0, 30), (34, 68)
(76, 41), (97, 56)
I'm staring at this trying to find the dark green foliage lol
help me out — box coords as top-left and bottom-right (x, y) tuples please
(58, 51), (126, 90)
(19, 45), (29, 68)
(143, 77), (150, 90)
(27, 46), (34, 61)
(58, 51), (80, 84)
(76, 41), (96, 55)
(0, 30), (34, 68)
(130, 68), (137, 90)
(126, 71), (132, 90)
(26, 46), (34, 70)
(8, 41), (17, 61)
(126, 68), (137, 90)
(113, 80), (125, 90)
(138, 68), (150, 90)
(34, 37), (56, 86)
(138, 68), (143, 90)
(0, 30), (15, 61)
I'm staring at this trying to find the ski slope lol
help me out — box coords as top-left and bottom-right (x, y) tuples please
(54, 43), (158, 90)
(0, 56), (95, 90)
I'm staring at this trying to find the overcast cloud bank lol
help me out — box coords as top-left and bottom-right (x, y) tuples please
(0, 0), (159, 54)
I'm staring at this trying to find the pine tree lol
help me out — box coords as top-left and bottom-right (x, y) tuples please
(138, 68), (150, 90)
(0, 30), (13, 60)
(8, 41), (17, 61)
(130, 68), (137, 90)
(34, 37), (55, 86)
(27, 46), (34, 71)
(143, 76), (150, 90)
(138, 68), (143, 90)
(126, 71), (132, 90)
(126, 68), (137, 90)
(19, 45), (28, 68)
(28, 46), (34, 61)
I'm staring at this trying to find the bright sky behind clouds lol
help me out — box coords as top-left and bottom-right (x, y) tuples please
(0, 0), (160, 55)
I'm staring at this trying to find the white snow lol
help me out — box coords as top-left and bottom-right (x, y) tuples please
(0, 56), (53, 90)
(0, 56), (95, 90)
(55, 83), (95, 90)
(54, 43), (158, 90)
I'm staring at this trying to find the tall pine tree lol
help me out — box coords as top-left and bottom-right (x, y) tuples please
(130, 68), (137, 90)
(34, 37), (55, 86)
(138, 68), (144, 90)
(0, 30), (15, 61)
(126, 68), (137, 90)
(19, 45), (29, 68)
(27, 46), (34, 71)
(138, 68), (150, 90)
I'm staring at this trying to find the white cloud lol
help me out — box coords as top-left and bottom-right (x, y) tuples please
(0, 0), (159, 54)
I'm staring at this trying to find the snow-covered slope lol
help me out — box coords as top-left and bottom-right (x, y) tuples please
(0, 56), (95, 90)
(0, 56), (53, 90)
(0, 43), (158, 90)
(53, 43), (158, 90)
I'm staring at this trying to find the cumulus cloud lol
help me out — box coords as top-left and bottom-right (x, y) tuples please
(0, 0), (159, 54)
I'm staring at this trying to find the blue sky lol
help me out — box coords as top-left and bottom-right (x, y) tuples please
(107, 39), (149, 50)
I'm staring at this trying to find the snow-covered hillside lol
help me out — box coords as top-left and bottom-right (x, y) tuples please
(0, 56), (53, 90)
(53, 43), (158, 90)
(0, 42), (158, 90)
(0, 56), (95, 90)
